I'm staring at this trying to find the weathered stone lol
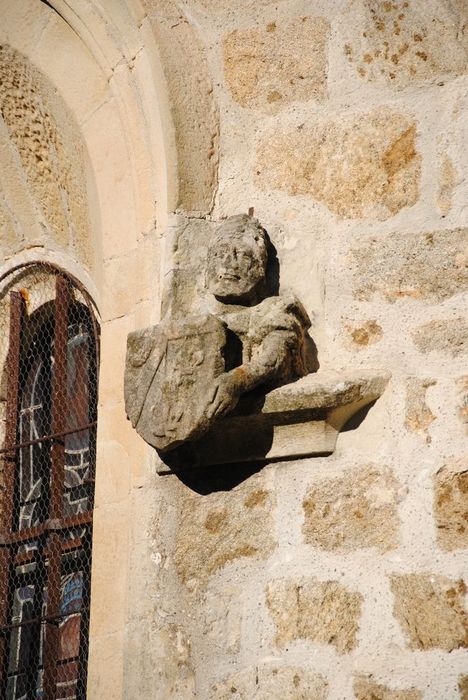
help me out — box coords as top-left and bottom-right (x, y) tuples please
(266, 578), (362, 654)
(202, 586), (242, 654)
(390, 574), (468, 650)
(125, 215), (311, 452)
(145, 0), (219, 212)
(457, 376), (468, 433)
(210, 664), (328, 700)
(192, 0), (276, 14)
(352, 228), (468, 303)
(256, 108), (420, 220)
(303, 466), (400, 552)
(404, 377), (436, 442)
(412, 319), (468, 357)
(0, 44), (91, 262)
(174, 476), (275, 588)
(434, 459), (468, 550)
(354, 676), (422, 699)
(459, 675), (468, 700)
(223, 16), (329, 113)
(437, 154), (459, 216)
(344, 0), (468, 88)
(347, 320), (383, 347)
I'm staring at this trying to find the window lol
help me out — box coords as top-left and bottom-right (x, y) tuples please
(0, 266), (99, 699)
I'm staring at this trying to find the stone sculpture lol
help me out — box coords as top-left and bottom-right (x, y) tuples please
(125, 215), (312, 452)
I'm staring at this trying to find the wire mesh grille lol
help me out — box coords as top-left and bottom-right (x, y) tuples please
(0, 263), (99, 700)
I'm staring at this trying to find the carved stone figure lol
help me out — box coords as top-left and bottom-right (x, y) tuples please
(125, 214), (311, 452)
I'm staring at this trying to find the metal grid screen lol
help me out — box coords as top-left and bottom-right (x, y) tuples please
(0, 264), (99, 700)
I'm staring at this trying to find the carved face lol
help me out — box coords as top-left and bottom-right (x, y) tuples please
(206, 237), (266, 303)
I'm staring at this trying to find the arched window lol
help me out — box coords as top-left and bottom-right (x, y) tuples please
(0, 265), (99, 700)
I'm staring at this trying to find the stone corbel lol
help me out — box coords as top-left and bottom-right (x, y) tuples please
(156, 369), (390, 473)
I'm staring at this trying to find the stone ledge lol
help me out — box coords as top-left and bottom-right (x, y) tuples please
(157, 369), (390, 472)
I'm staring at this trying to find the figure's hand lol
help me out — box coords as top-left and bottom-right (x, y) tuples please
(206, 372), (241, 420)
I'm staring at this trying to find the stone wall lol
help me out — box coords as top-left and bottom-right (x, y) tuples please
(0, 1), (466, 699)
(126, 1), (467, 698)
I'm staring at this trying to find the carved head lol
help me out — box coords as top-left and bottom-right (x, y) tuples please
(206, 214), (268, 304)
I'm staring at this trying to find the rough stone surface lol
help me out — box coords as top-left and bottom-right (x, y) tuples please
(457, 376), (468, 433)
(126, 215), (311, 452)
(459, 675), (468, 700)
(302, 466), (400, 552)
(0, 44), (91, 263)
(344, 0), (468, 88)
(404, 377), (436, 442)
(174, 476), (275, 589)
(437, 154), (459, 216)
(347, 320), (383, 347)
(352, 228), (468, 303)
(412, 318), (468, 357)
(256, 108), (420, 220)
(266, 578), (362, 654)
(434, 460), (468, 551)
(223, 16), (329, 113)
(146, 0), (219, 212)
(354, 676), (422, 700)
(210, 664), (328, 700)
(391, 574), (468, 651)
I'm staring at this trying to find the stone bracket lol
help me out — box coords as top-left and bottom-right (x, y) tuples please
(157, 369), (390, 472)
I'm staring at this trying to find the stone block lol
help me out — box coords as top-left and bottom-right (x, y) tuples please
(412, 318), (468, 357)
(303, 466), (400, 552)
(266, 578), (362, 654)
(457, 376), (468, 433)
(459, 675), (468, 700)
(210, 664), (328, 699)
(354, 676), (422, 699)
(346, 320), (383, 347)
(256, 108), (420, 220)
(174, 476), (275, 589)
(0, 44), (91, 261)
(390, 573), (468, 650)
(223, 16), (329, 113)
(148, 3), (218, 212)
(437, 154), (459, 216)
(434, 459), (468, 550)
(352, 228), (468, 303)
(404, 377), (436, 442)
(343, 0), (468, 88)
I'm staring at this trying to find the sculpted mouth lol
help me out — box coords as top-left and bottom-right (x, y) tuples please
(219, 273), (240, 281)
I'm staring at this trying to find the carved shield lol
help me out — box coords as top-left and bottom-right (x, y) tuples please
(124, 314), (226, 451)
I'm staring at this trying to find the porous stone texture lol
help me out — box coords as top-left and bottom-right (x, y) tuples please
(174, 477), (275, 590)
(223, 16), (330, 113)
(404, 377), (436, 442)
(434, 460), (468, 551)
(3, 1), (468, 698)
(352, 228), (468, 303)
(210, 664), (328, 700)
(391, 574), (468, 651)
(145, 0), (219, 213)
(256, 108), (420, 220)
(0, 44), (91, 264)
(354, 676), (422, 700)
(302, 466), (400, 552)
(347, 320), (383, 347)
(459, 676), (468, 700)
(266, 578), (362, 654)
(457, 376), (468, 433)
(412, 318), (468, 356)
(437, 154), (459, 216)
(343, 0), (468, 88)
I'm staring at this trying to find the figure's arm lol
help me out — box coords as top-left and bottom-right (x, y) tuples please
(206, 330), (292, 419)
